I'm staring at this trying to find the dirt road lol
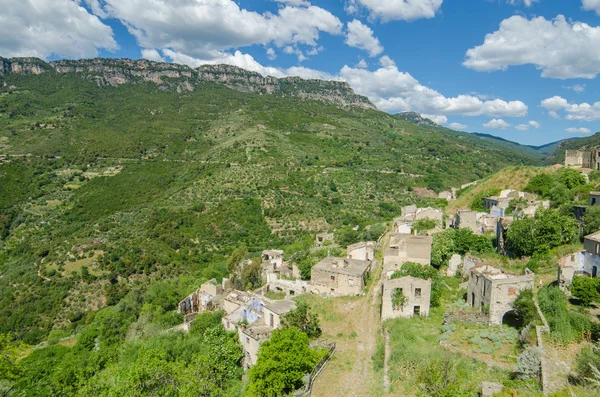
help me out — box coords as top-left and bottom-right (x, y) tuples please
(310, 234), (388, 397)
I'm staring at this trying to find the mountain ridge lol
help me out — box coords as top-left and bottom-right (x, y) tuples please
(0, 56), (376, 110)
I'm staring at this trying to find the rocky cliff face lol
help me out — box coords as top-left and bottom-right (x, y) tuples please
(0, 57), (375, 109)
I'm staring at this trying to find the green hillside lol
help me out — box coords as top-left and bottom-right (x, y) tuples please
(0, 59), (543, 346)
(543, 132), (600, 165)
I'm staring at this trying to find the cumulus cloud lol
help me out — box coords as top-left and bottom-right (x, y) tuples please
(355, 0), (443, 22)
(464, 15), (600, 79)
(159, 49), (335, 80)
(97, 0), (342, 60)
(484, 119), (511, 129)
(423, 114), (448, 125)
(514, 121), (540, 131)
(541, 96), (600, 121)
(582, 0), (600, 15)
(339, 56), (527, 117)
(345, 20), (383, 57)
(566, 127), (592, 134)
(141, 49), (166, 62)
(449, 122), (468, 130)
(0, 0), (117, 59)
(274, 0), (310, 6)
(266, 48), (277, 60)
(356, 59), (368, 68)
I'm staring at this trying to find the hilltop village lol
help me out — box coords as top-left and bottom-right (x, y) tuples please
(141, 148), (600, 396)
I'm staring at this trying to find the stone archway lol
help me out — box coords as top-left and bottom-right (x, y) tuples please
(501, 310), (522, 329)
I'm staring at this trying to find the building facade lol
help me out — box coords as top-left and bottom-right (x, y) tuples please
(381, 275), (431, 321)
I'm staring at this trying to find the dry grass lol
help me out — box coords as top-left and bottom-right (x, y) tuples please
(447, 165), (561, 213)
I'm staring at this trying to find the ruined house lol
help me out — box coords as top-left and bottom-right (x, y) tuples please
(315, 232), (335, 247)
(262, 250), (284, 272)
(383, 233), (432, 273)
(347, 241), (377, 261)
(221, 290), (296, 368)
(565, 148), (600, 170)
(395, 206), (444, 224)
(221, 290), (271, 331)
(310, 257), (372, 296)
(467, 264), (535, 326)
(453, 210), (478, 233)
(558, 232), (600, 285)
(590, 192), (600, 206)
(381, 275), (431, 321)
(438, 191), (455, 201)
(177, 278), (232, 321)
(263, 272), (309, 298)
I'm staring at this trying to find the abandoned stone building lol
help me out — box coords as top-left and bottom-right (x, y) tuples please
(315, 232), (335, 247)
(237, 300), (297, 368)
(383, 233), (432, 273)
(467, 264), (535, 326)
(221, 290), (271, 331)
(262, 250), (284, 272)
(311, 257), (372, 296)
(262, 272), (308, 298)
(453, 210), (478, 233)
(565, 147), (600, 170)
(395, 205), (444, 224)
(347, 241), (377, 261)
(177, 278), (232, 321)
(381, 275), (431, 321)
(438, 190), (456, 201)
(558, 232), (600, 286)
(393, 219), (412, 234)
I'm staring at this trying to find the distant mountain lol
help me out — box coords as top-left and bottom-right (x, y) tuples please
(543, 132), (600, 165)
(396, 113), (546, 160)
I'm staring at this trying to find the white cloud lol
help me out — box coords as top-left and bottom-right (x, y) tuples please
(515, 124), (529, 131)
(355, 0), (443, 22)
(449, 122), (468, 130)
(529, 120), (541, 128)
(484, 119), (511, 129)
(141, 48), (165, 62)
(266, 48), (277, 60)
(549, 111), (560, 119)
(339, 56), (527, 117)
(356, 59), (368, 69)
(284, 46), (307, 62)
(0, 0), (117, 59)
(160, 49), (335, 81)
(464, 15), (600, 79)
(507, 0), (539, 7)
(345, 20), (383, 57)
(566, 127), (592, 134)
(582, 0), (600, 15)
(564, 84), (586, 93)
(274, 0), (310, 6)
(422, 114), (448, 125)
(98, 0), (342, 59)
(514, 121), (541, 131)
(541, 96), (600, 121)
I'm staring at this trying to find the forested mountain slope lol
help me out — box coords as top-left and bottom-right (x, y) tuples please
(0, 58), (542, 344)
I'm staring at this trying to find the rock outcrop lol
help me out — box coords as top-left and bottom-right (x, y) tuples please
(0, 57), (375, 109)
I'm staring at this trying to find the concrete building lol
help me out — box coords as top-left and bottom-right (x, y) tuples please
(315, 232), (335, 247)
(565, 150), (585, 168)
(381, 275), (431, 321)
(311, 257), (372, 296)
(263, 272), (310, 298)
(467, 264), (535, 326)
(453, 210), (478, 233)
(221, 290), (270, 331)
(590, 192), (600, 206)
(396, 206), (444, 224)
(263, 300), (297, 329)
(393, 219), (412, 234)
(383, 233), (432, 273)
(439, 191), (454, 201)
(347, 241), (377, 261)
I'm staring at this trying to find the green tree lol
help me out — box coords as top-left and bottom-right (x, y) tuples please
(469, 189), (500, 212)
(413, 218), (438, 235)
(247, 328), (323, 397)
(0, 333), (21, 382)
(571, 276), (600, 306)
(584, 205), (600, 236)
(524, 173), (555, 198)
(512, 289), (539, 327)
(281, 301), (322, 338)
(558, 168), (587, 190)
(241, 258), (263, 290)
(506, 209), (578, 257)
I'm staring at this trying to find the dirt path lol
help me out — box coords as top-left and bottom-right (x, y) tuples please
(310, 234), (389, 397)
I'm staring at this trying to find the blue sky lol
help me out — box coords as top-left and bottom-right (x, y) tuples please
(3, 0), (600, 145)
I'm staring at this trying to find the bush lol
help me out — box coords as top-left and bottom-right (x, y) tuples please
(513, 289), (540, 328)
(571, 276), (600, 307)
(515, 347), (541, 380)
(538, 286), (592, 345)
(575, 345), (600, 385)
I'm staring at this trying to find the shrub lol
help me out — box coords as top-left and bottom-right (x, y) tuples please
(515, 347), (541, 380)
(571, 276), (600, 307)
